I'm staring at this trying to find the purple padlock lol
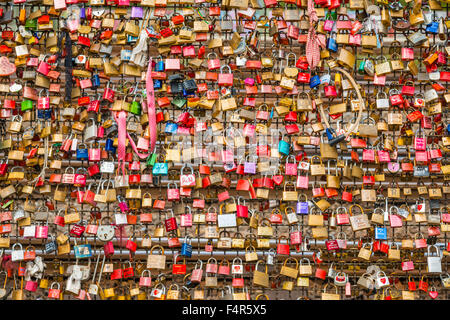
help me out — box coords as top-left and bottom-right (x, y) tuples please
(80, 7), (86, 20)
(296, 195), (309, 214)
(131, 6), (144, 19)
(243, 156), (256, 174)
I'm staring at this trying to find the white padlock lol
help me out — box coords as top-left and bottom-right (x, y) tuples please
(427, 245), (442, 273)
(11, 243), (24, 262)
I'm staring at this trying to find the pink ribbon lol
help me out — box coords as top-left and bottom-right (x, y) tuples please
(306, 0), (322, 70)
(115, 110), (127, 176)
(114, 58), (157, 174)
(146, 57), (157, 154)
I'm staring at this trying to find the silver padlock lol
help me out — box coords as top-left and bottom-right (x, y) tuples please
(66, 275), (81, 295)
(114, 209), (128, 226)
(222, 285), (233, 300)
(100, 160), (115, 174)
(236, 55), (247, 67)
(220, 14), (233, 31)
(422, 5), (432, 25)
(266, 249), (276, 265)
(429, 71), (440, 81)
(427, 245), (442, 273)
(328, 262), (337, 278)
(424, 88), (439, 103)
(11, 243), (24, 262)
(13, 207), (26, 221)
(85, 118), (97, 142)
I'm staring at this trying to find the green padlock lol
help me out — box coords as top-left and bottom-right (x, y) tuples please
(358, 59), (366, 74)
(171, 97), (186, 108)
(129, 94), (142, 115)
(147, 153), (157, 166)
(21, 99), (33, 111)
(25, 19), (38, 30)
(329, 10), (337, 20)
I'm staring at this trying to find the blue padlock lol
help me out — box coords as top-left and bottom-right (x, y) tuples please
(127, 35), (138, 43)
(447, 124), (450, 135)
(327, 32), (338, 52)
(105, 138), (114, 152)
(91, 74), (100, 88)
(74, 243), (92, 259)
(164, 122), (178, 134)
(155, 58), (165, 72)
(76, 144), (89, 160)
(37, 109), (52, 120)
(180, 236), (193, 258)
(325, 128), (335, 141)
(152, 162), (168, 176)
(278, 139), (290, 156)
(296, 194), (309, 214)
(309, 75), (321, 88)
(80, 7), (86, 20)
(37, 109), (45, 119)
(426, 22), (439, 34)
(154, 79), (162, 90)
(77, 143), (88, 160)
(375, 227), (387, 240)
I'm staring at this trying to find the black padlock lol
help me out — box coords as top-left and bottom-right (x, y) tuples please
(168, 73), (184, 81)
(44, 239), (57, 254)
(182, 79), (197, 92)
(426, 236), (437, 245)
(104, 124), (118, 137)
(170, 81), (183, 94)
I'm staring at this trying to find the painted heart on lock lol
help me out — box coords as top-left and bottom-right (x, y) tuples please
(272, 175), (284, 185)
(429, 291), (438, 299)
(380, 278), (386, 284)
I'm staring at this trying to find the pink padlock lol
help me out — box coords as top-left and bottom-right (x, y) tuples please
(415, 151), (428, 162)
(37, 60), (50, 76)
(165, 58), (181, 70)
(180, 212), (192, 227)
(37, 90), (50, 109)
(104, 241), (114, 257)
(207, 52), (221, 70)
(296, 175), (309, 189)
(88, 144), (101, 162)
(324, 19), (334, 31)
(362, 148), (375, 162)
(97, 126), (104, 139)
(102, 82), (115, 102)
(137, 137), (149, 151)
(191, 260), (204, 283)
(74, 170), (87, 187)
(290, 226), (302, 245)
(25, 279), (38, 292)
(244, 77), (255, 86)
(139, 270), (152, 287)
(414, 136), (426, 151)
(377, 150), (391, 163)
(117, 196), (129, 213)
(206, 258), (218, 273)
(35, 224), (49, 239)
